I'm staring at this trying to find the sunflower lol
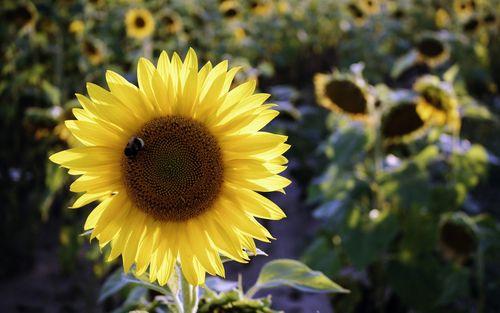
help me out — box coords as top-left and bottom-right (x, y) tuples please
(389, 3), (405, 20)
(415, 35), (449, 68)
(347, 2), (367, 26)
(248, 0), (273, 16)
(233, 26), (247, 42)
(439, 213), (477, 264)
(82, 39), (105, 65)
(277, 0), (291, 15)
(453, 0), (475, 18)
(381, 98), (427, 144)
(414, 75), (460, 130)
(359, 0), (380, 15)
(481, 10), (497, 30)
(314, 72), (371, 119)
(435, 8), (451, 28)
(125, 8), (155, 39)
(69, 20), (85, 36)
(49, 49), (290, 286)
(482, 12), (496, 27)
(220, 1), (241, 20)
(462, 16), (480, 33)
(160, 11), (183, 34)
(11, 3), (37, 31)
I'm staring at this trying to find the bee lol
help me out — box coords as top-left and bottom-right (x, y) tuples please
(124, 136), (144, 158)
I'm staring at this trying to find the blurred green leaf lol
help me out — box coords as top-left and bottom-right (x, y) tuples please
(111, 286), (149, 313)
(250, 259), (348, 296)
(99, 269), (171, 303)
(302, 236), (342, 277)
(340, 208), (399, 269)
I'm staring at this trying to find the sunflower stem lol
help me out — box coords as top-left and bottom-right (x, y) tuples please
(368, 96), (384, 212)
(179, 266), (199, 313)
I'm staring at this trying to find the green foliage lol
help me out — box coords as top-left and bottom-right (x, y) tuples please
(251, 259), (348, 295)
(302, 2), (500, 311)
(198, 290), (277, 313)
(99, 259), (346, 311)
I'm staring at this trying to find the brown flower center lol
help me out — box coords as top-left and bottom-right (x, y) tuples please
(417, 37), (444, 58)
(325, 79), (367, 114)
(382, 102), (425, 138)
(135, 16), (146, 28)
(122, 116), (224, 221)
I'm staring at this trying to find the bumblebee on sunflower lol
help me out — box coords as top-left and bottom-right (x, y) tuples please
(50, 49), (290, 286)
(125, 8), (155, 39)
(314, 71), (374, 120)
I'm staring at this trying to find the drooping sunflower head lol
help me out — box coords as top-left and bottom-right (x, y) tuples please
(248, 0), (273, 16)
(439, 213), (478, 264)
(388, 1), (405, 20)
(347, 2), (367, 26)
(414, 75), (460, 129)
(415, 34), (449, 68)
(314, 72), (371, 119)
(482, 11), (497, 27)
(462, 15), (480, 33)
(381, 95), (427, 144)
(11, 2), (37, 31)
(220, 1), (241, 20)
(49, 49), (290, 286)
(125, 8), (155, 39)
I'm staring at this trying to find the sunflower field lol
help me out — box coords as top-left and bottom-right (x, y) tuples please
(1, 0), (500, 312)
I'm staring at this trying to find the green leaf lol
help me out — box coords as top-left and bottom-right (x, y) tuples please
(443, 64), (459, 83)
(340, 208), (399, 269)
(250, 259), (348, 296)
(99, 270), (130, 303)
(302, 237), (342, 277)
(99, 269), (171, 303)
(391, 50), (418, 79)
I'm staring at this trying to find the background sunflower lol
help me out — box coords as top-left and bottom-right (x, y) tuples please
(125, 8), (155, 39)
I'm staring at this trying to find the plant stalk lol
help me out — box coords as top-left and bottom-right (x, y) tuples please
(179, 266), (199, 313)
